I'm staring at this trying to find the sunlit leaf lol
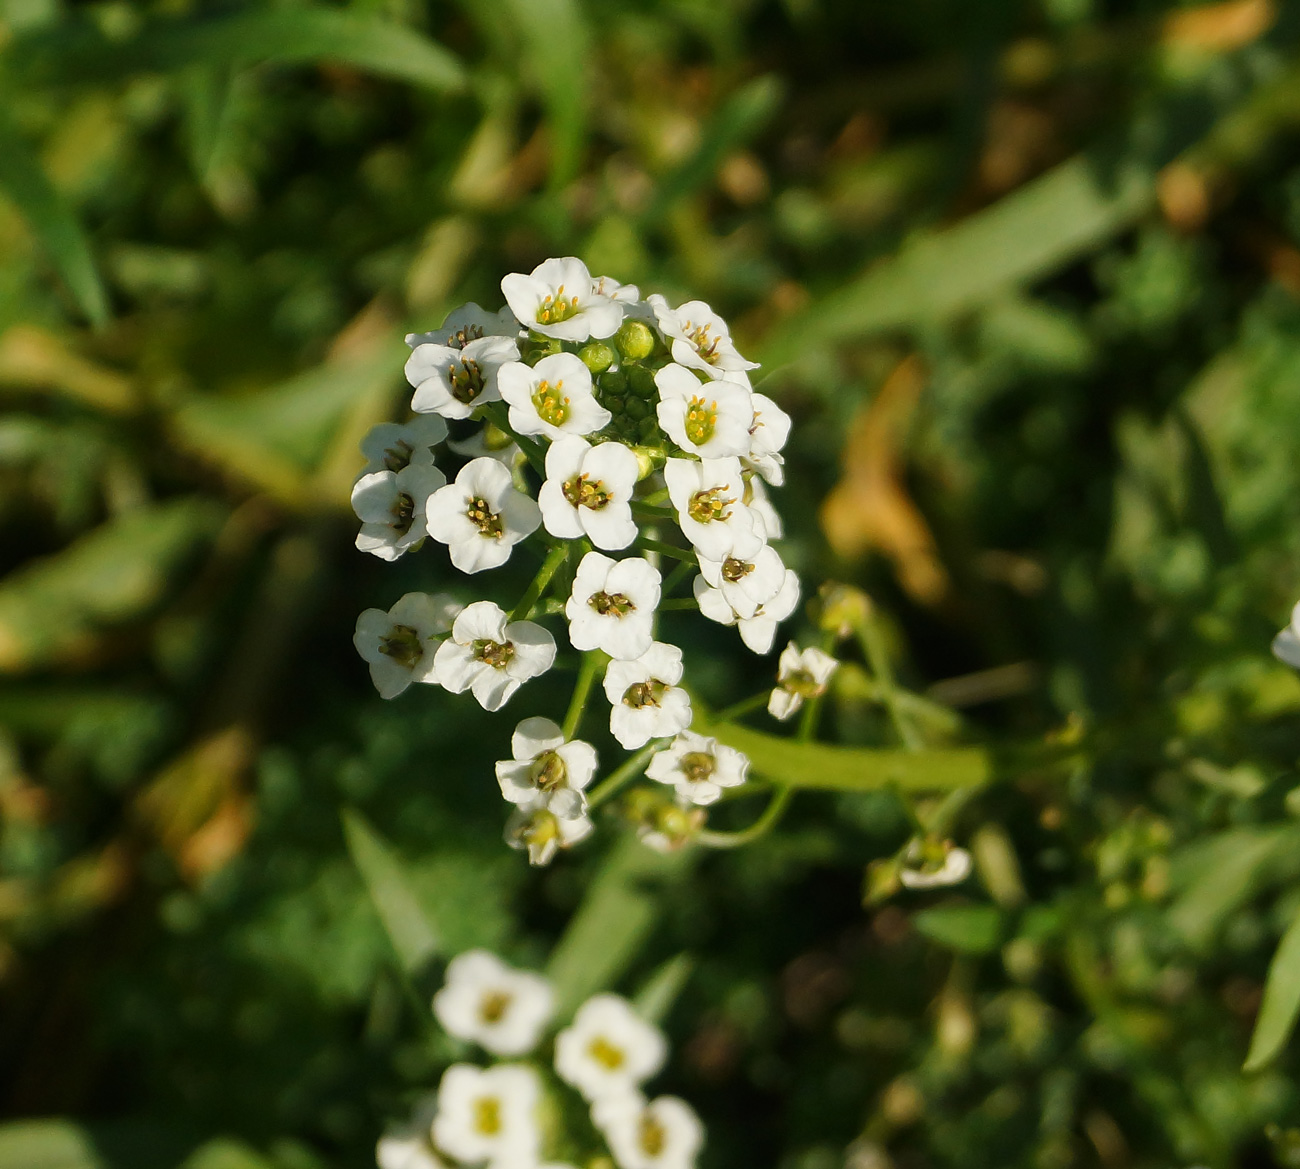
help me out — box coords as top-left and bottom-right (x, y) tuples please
(633, 953), (693, 1026)
(177, 1138), (274, 1169)
(0, 1120), (102, 1169)
(1244, 901), (1300, 1072)
(913, 904), (1004, 954)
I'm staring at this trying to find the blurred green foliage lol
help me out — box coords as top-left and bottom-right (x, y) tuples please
(3, 0), (1300, 1167)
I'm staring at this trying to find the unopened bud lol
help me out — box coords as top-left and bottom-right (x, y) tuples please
(616, 319), (656, 362)
(816, 582), (873, 639)
(579, 340), (615, 373)
(626, 365), (657, 399)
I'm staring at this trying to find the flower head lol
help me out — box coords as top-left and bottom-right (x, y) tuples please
(769, 642), (838, 721)
(694, 546), (800, 654)
(359, 415), (449, 475)
(434, 602), (556, 711)
(353, 463), (446, 561)
(505, 796), (594, 866)
(405, 303), (519, 350)
(603, 643), (692, 749)
(354, 592), (461, 699)
(426, 457), (541, 574)
(407, 335), (519, 420)
(554, 993), (667, 1102)
(650, 295), (758, 385)
(567, 552), (661, 661)
(498, 352), (611, 440)
(645, 731), (748, 806)
(664, 457), (763, 563)
(898, 839), (973, 890)
(502, 257), (623, 342)
(1275, 601), (1300, 670)
(653, 363), (752, 459)
(432, 949), (554, 1056)
(432, 1063), (541, 1166)
(539, 436), (640, 551)
(496, 717), (598, 820)
(744, 392), (792, 486)
(595, 1092), (705, 1169)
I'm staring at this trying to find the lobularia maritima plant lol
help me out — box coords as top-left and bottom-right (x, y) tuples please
(352, 257), (831, 864)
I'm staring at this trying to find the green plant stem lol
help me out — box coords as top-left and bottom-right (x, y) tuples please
(481, 402), (546, 475)
(631, 502), (674, 521)
(638, 487), (670, 506)
(511, 542), (569, 621)
(711, 691), (770, 723)
(698, 785), (792, 849)
(658, 598), (698, 611)
(661, 559), (696, 596)
(563, 651), (602, 740)
(587, 744), (660, 810)
(636, 537), (697, 563)
(857, 621), (923, 751)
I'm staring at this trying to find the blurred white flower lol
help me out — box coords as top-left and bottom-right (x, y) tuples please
(505, 796), (594, 866)
(353, 592), (461, 699)
(539, 436), (640, 551)
(376, 1094), (444, 1169)
(425, 457), (541, 574)
(744, 392), (791, 486)
(595, 1092), (705, 1169)
(603, 643), (692, 749)
(1274, 601), (1300, 669)
(353, 463), (446, 562)
(746, 476), (783, 540)
(898, 840), (973, 890)
(694, 547), (800, 654)
(407, 335), (519, 420)
(768, 642), (838, 721)
(432, 1063), (540, 1166)
(553, 993), (667, 1102)
(447, 422), (521, 468)
(496, 717), (598, 820)
(498, 352), (611, 440)
(593, 274), (641, 304)
(649, 295), (758, 386)
(502, 257), (622, 342)
(653, 363), (752, 459)
(359, 416), (449, 475)
(664, 457), (763, 562)
(432, 949), (554, 1057)
(434, 602), (556, 712)
(567, 552), (660, 661)
(645, 731), (748, 806)
(405, 303), (520, 350)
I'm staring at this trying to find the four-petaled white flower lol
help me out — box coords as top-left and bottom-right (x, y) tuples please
(603, 643), (692, 749)
(898, 840), (973, 890)
(502, 257), (623, 342)
(426, 457), (541, 574)
(376, 1094), (445, 1169)
(1275, 601), (1300, 670)
(745, 476), (784, 540)
(664, 457), (764, 563)
(744, 392), (792, 486)
(505, 796), (594, 866)
(359, 415), (449, 475)
(432, 949), (554, 1057)
(768, 642), (838, 721)
(595, 1092), (705, 1169)
(654, 363), (752, 459)
(496, 717), (598, 820)
(538, 437), (640, 551)
(353, 463), (446, 562)
(567, 552), (661, 661)
(434, 602), (556, 712)
(499, 352), (611, 440)
(354, 592), (462, 699)
(405, 303), (519, 351)
(554, 993), (667, 1102)
(645, 731), (749, 806)
(650, 295), (758, 386)
(407, 335), (519, 420)
(694, 546), (800, 654)
(432, 1063), (541, 1166)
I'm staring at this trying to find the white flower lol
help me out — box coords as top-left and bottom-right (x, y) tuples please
(496, 717), (598, 820)
(434, 602), (556, 711)
(359, 415), (449, 475)
(664, 457), (763, 562)
(501, 257), (623, 342)
(405, 303), (520, 350)
(897, 840), (973, 889)
(593, 275), (641, 304)
(744, 392), (791, 486)
(768, 641), (838, 721)
(538, 436), (640, 551)
(498, 352), (611, 439)
(505, 796), (594, 866)
(649, 295), (758, 385)
(745, 476), (784, 540)
(694, 547), (800, 654)
(645, 731), (748, 806)
(566, 552), (660, 661)
(377, 1094), (444, 1169)
(425, 457), (541, 574)
(432, 1063), (540, 1166)
(603, 643), (692, 750)
(354, 592), (462, 699)
(432, 949), (554, 1056)
(553, 993), (667, 1102)
(407, 335), (519, 420)
(353, 463), (446, 561)
(595, 1092), (705, 1169)
(653, 364), (752, 459)
(447, 422), (521, 468)
(1275, 601), (1300, 669)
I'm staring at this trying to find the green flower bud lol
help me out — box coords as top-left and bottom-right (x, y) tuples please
(604, 395), (626, 413)
(598, 370), (627, 398)
(637, 416), (660, 443)
(578, 340), (616, 374)
(626, 366), (657, 399)
(624, 396), (649, 421)
(616, 319), (656, 362)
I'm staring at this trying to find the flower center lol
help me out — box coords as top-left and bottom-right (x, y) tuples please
(623, 679), (668, 708)
(467, 497), (504, 538)
(679, 751), (715, 784)
(530, 749), (568, 792)
(590, 590), (635, 618)
(588, 1036), (626, 1070)
(449, 358), (486, 404)
(536, 285), (580, 325)
(473, 1096), (502, 1136)
(721, 557), (753, 583)
(687, 487), (732, 525)
(473, 638), (515, 669)
(448, 323), (485, 349)
(784, 668), (824, 698)
(389, 491), (416, 534)
(562, 474), (611, 511)
(478, 990), (512, 1024)
(382, 438), (415, 473)
(378, 624), (423, 668)
(639, 1115), (667, 1157)
(683, 319), (722, 364)
(531, 378), (571, 426)
(684, 394), (719, 445)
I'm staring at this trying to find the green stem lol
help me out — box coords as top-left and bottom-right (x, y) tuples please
(698, 785), (792, 849)
(563, 651), (602, 740)
(481, 402), (546, 476)
(857, 622), (923, 751)
(711, 691), (770, 724)
(587, 743), (661, 810)
(511, 543), (569, 622)
(658, 598), (698, 611)
(661, 559), (696, 596)
(638, 487), (670, 506)
(637, 537), (697, 563)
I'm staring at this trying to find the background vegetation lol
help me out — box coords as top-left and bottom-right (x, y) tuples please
(3, 0), (1300, 1165)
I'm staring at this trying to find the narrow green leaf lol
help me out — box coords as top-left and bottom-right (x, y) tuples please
(0, 1120), (103, 1169)
(0, 109), (109, 327)
(913, 904), (1004, 955)
(1245, 902), (1300, 1072)
(342, 808), (439, 975)
(177, 1139), (274, 1169)
(633, 953), (694, 1026)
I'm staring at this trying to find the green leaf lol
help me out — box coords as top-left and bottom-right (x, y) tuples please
(342, 808), (440, 975)
(177, 1139), (273, 1169)
(0, 108), (109, 327)
(546, 834), (693, 1020)
(1245, 902), (1300, 1073)
(633, 953), (694, 1026)
(0, 1120), (102, 1169)
(913, 904), (1004, 954)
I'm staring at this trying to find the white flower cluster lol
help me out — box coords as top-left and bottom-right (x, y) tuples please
(378, 949), (703, 1169)
(1275, 601), (1300, 670)
(353, 259), (808, 861)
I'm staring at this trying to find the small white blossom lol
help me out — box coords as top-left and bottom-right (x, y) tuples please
(426, 457), (541, 574)
(1275, 601), (1300, 670)
(405, 303), (520, 350)
(694, 547), (800, 654)
(653, 363), (752, 459)
(407, 335), (519, 420)
(432, 949), (554, 1057)
(603, 643), (692, 750)
(505, 795), (594, 866)
(434, 602), (556, 712)
(376, 1094), (444, 1169)
(567, 552), (661, 661)
(768, 642), (838, 721)
(353, 463), (446, 561)
(448, 422), (521, 468)
(539, 436), (639, 551)
(496, 717), (598, 820)
(593, 275), (641, 304)
(664, 457), (763, 563)
(359, 416), (449, 475)
(898, 840), (974, 889)
(502, 257), (622, 342)
(595, 1092), (705, 1169)
(432, 1063), (540, 1166)
(649, 295), (758, 386)
(498, 352), (611, 440)
(744, 392), (791, 486)
(354, 592), (462, 699)
(553, 994), (667, 1102)
(645, 731), (748, 806)
(746, 476), (784, 540)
